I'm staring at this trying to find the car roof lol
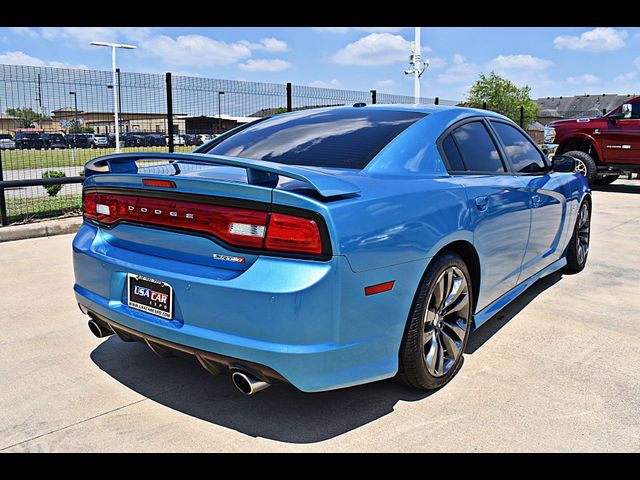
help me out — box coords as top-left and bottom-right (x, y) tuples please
(274, 103), (512, 123)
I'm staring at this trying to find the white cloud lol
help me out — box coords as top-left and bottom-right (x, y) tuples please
(486, 54), (555, 96)
(313, 27), (350, 33)
(238, 58), (292, 72)
(554, 27), (627, 52)
(332, 33), (429, 66)
(9, 27), (38, 38)
(634, 56), (640, 71)
(427, 57), (446, 69)
(240, 37), (288, 52)
(566, 73), (599, 85)
(614, 72), (637, 83)
(308, 79), (343, 88)
(39, 27), (154, 47)
(143, 35), (251, 67)
(0, 50), (88, 69)
(488, 54), (553, 71)
(437, 54), (480, 84)
(376, 79), (398, 88)
(313, 27), (406, 33)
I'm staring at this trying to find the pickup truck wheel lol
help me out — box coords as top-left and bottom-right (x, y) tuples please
(594, 174), (619, 186)
(564, 150), (597, 185)
(398, 252), (473, 390)
(564, 200), (591, 274)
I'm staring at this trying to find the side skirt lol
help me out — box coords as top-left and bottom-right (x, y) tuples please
(471, 256), (567, 330)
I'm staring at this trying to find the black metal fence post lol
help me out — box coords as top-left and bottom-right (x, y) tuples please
(434, 97), (439, 105)
(370, 90), (377, 104)
(286, 83), (292, 112)
(482, 101), (487, 110)
(519, 105), (524, 127)
(603, 108), (607, 116)
(166, 72), (174, 153)
(0, 148), (7, 226)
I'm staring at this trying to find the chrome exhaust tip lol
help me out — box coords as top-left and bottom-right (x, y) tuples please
(88, 318), (114, 338)
(231, 370), (270, 395)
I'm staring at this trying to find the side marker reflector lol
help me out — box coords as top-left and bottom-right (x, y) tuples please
(364, 281), (395, 296)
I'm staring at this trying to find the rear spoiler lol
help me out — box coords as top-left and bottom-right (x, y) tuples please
(84, 152), (360, 199)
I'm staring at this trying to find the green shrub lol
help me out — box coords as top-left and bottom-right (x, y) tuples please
(42, 170), (66, 197)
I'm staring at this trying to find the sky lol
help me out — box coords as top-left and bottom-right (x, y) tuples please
(1, 26), (639, 102)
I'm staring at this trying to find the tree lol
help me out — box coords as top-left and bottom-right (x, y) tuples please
(64, 120), (94, 133)
(5, 107), (46, 128)
(466, 72), (540, 127)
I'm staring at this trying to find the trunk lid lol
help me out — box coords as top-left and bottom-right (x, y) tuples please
(82, 152), (358, 272)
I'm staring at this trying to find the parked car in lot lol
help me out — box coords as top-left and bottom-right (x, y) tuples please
(165, 134), (186, 146)
(144, 133), (167, 147)
(65, 133), (92, 149)
(119, 133), (146, 148)
(40, 133), (68, 149)
(182, 134), (203, 146)
(92, 135), (111, 148)
(14, 132), (43, 149)
(75, 105), (591, 395)
(198, 134), (214, 144)
(183, 133), (204, 147)
(545, 95), (640, 185)
(0, 133), (16, 150)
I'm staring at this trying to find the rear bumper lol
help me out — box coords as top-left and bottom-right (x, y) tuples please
(73, 223), (427, 392)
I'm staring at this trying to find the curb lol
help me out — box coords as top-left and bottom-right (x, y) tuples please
(0, 216), (82, 243)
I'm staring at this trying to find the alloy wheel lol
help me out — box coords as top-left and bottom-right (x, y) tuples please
(423, 266), (471, 377)
(574, 158), (588, 176)
(577, 203), (590, 266)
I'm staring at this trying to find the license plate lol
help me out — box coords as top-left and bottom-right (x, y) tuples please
(127, 274), (173, 320)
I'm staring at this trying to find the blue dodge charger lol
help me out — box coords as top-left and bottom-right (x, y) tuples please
(73, 104), (591, 394)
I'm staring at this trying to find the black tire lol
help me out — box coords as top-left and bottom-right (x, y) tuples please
(564, 199), (591, 274)
(564, 150), (597, 185)
(398, 252), (474, 390)
(594, 174), (619, 186)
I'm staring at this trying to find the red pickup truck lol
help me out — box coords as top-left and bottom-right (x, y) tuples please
(544, 97), (640, 185)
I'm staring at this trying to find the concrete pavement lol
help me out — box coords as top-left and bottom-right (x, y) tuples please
(1, 180), (639, 452)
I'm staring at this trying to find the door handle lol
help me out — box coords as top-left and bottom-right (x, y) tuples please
(474, 196), (489, 211)
(531, 194), (542, 207)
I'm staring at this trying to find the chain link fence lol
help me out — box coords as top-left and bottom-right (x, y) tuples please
(0, 64), (461, 225)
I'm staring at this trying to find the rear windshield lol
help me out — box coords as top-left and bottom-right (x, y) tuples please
(203, 108), (426, 169)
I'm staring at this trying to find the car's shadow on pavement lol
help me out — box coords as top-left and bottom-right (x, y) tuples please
(591, 182), (640, 194)
(90, 271), (564, 444)
(466, 271), (563, 354)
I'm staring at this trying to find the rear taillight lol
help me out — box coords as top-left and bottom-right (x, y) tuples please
(265, 213), (322, 255)
(83, 191), (325, 256)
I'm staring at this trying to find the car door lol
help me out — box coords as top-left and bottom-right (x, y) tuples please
(599, 99), (640, 164)
(438, 119), (531, 311)
(488, 119), (567, 281)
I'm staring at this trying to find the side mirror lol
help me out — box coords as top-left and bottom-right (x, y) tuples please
(552, 155), (576, 173)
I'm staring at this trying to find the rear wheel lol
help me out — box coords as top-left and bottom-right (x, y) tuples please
(564, 200), (591, 273)
(564, 150), (597, 185)
(398, 252), (473, 390)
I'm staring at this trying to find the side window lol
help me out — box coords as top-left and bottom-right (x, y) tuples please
(631, 100), (640, 119)
(491, 121), (547, 174)
(450, 121), (505, 173)
(441, 134), (465, 171)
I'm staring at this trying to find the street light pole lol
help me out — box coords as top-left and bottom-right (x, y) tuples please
(218, 91), (225, 133)
(404, 27), (429, 104)
(69, 91), (77, 130)
(90, 41), (136, 152)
